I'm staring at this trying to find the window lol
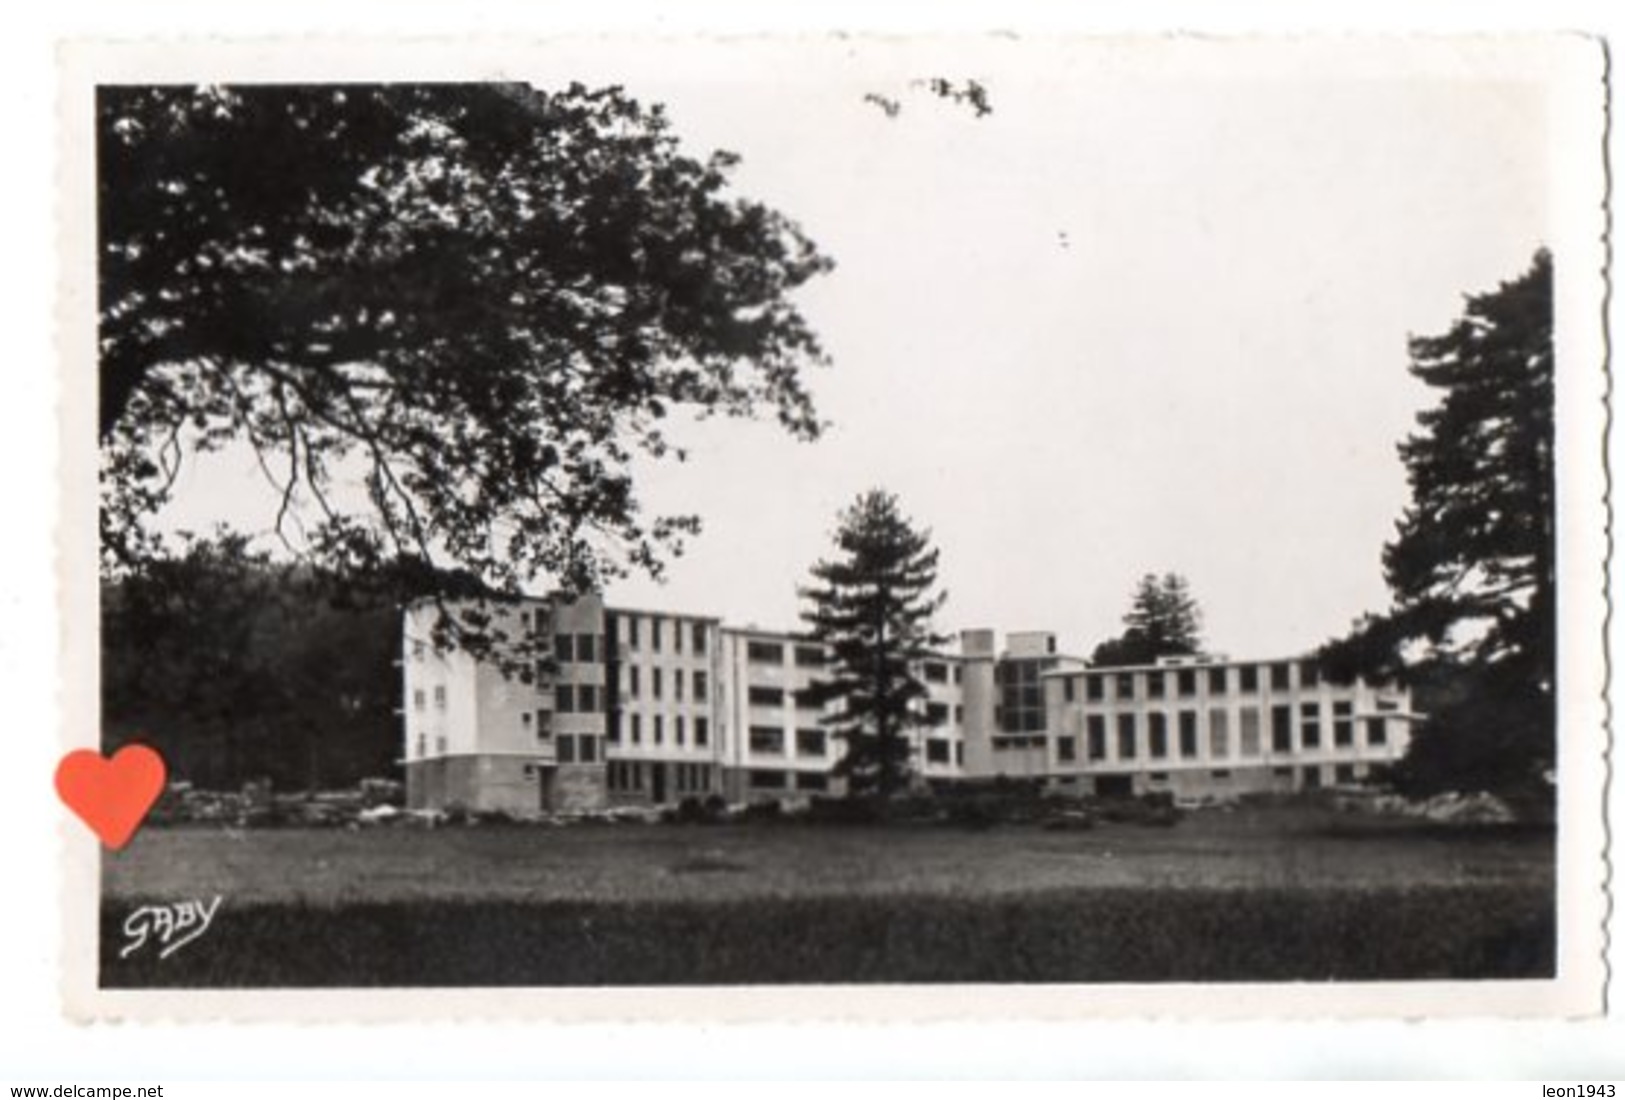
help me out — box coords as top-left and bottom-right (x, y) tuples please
(555, 634), (574, 663)
(557, 734), (576, 764)
(630, 713), (642, 744)
(1149, 713), (1169, 758)
(750, 726), (785, 754)
(795, 772), (828, 791)
(628, 665), (640, 698)
(652, 667), (663, 700)
(555, 684), (575, 713)
(955, 743), (964, 766)
(673, 621), (683, 654)
(1270, 663), (1291, 691)
(535, 660), (547, 688)
(576, 634), (596, 663)
(653, 715), (664, 745)
(1208, 667), (1227, 695)
(416, 733), (427, 758)
(1239, 665), (1259, 693)
(1366, 718), (1388, 746)
(579, 735), (598, 764)
(1116, 672), (1135, 700)
(413, 689), (426, 710)
(1117, 713), (1137, 760)
(1148, 771), (1170, 783)
(1086, 674), (1105, 702)
(1057, 736), (1077, 763)
(1271, 705), (1293, 752)
(675, 716), (686, 746)
(1300, 661), (1320, 689)
(412, 640), (427, 660)
(651, 618), (662, 652)
(535, 711), (552, 740)
(793, 644), (824, 666)
(1178, 711), (1199, 758)
(693, 622), (708, 654)
(749, 640), (785, 664)
(1209, 709), (1230, 758)
(605, 713), (619, 744)
(1177, 669), (1197, 697)
(1239, 707), (1262, 756)
(435, 735), (447, 754)
(1302, 765), (1322, 789)
(793, 687), (821, 710)
(695, 717), (710, 747)
(1147, 672), (1166, 700)
(954, 666), (963, 684)
(674, 669), (685, 702)
(434, 686), (447, 708)
(1335, 764), (1357, 784)
(577, 684), (598, 714)
(1087, 715), (1108, 760)
(927, 702), (949, 725)
(694, 670), (709, 701)
(1334, 713), (1354, 748)
(924, 662), (949, 683)
(1063, 676), (1075, 703)
(626, 615), (640, 649)
(748, 685), (783, 707)
(1211, 768), (1231, 780)
(926, 738), (952, 764)
(749, 770), (786, 789)
(1300, 702), (1320, 749)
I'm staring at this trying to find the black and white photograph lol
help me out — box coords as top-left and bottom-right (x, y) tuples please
(57, 34), (1607, 1015)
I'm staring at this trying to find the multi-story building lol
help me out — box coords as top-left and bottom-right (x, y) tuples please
(402, 594), (1416, 814)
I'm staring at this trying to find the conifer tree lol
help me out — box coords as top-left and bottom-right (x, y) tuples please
(800, 490), (948, 797)
(1090, 572), (1204, 668)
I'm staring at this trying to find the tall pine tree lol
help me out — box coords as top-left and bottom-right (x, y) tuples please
(800, 490), (948, 797)
(1090, 572), (1204, 668)
(1320, 249), (1554, 795)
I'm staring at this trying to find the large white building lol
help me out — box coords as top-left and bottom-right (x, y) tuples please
(401, 593), (1415, 815)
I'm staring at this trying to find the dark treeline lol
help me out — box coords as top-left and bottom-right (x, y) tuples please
(102, 534), (402, 791)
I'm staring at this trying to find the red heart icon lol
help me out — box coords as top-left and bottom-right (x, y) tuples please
(55, 743), (167, 850)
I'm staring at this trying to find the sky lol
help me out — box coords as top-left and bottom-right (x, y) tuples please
(159, 37), (1561, 660)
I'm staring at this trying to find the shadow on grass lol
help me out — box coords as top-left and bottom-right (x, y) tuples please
(102, 882), (1553, 987)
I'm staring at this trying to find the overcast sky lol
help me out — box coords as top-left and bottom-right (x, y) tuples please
(160, 38), (1560, 660)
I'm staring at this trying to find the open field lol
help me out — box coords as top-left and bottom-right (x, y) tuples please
(101, 808), (1554, 986)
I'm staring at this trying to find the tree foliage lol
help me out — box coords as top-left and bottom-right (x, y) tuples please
(99, 83), (833, 601)
(799, 490), (948, 797)
(1089, 572), (1204, 668)
(1319, 249), (1554, 794)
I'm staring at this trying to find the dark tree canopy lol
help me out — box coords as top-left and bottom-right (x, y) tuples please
(799, 490), (948, 797)
(1320, 249), (1554, 794)
(99, 83), (833, 599)
(1089, 572), (1204, 668)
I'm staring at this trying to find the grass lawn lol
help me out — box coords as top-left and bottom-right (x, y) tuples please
(100, 808), (1555, 986)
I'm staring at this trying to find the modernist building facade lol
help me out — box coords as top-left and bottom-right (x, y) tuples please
(402, 593), (1415, 814)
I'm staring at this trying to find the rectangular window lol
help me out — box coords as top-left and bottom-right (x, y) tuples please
(750, 726), (785, 754)
(1056, 736), (1077, 763)
(1271, 704), (1293, 752)
(653, 715), (664, 745)
(412, 689), (426, 710)
(749, 640), (786, 664)
(955, 743), (964, 766)
(749, 770), (786, 790)
(793, 644), (824, 666)
(651, 617), (662, 652)
(1300, 702), (1320, 749)
(1086, 674), (1105, 702)
(1063, 676), (1076, 703)
(1270, 662), (1291, 691)
(674, 669), (685, 702)
(1149, 712), (1169, 758)
(555, 634), (574, 663)
(794, 728), (825, 756)
(693, 622), (708, 654)
(576, 634), (596, 663)
(1147, 672), (1166, 700)
(1116, 672), (1135, 700)
(556, 734), (576, 764)
(605, 713), (619, 744)
(1334, 715), (1354, 748)
(924, 662), (948, 684)
(1117, 713), (1137, 760)
(920, 738), (948, 764)
(795, 771), (828, 792)
(1178, 711), (1199, 758)
(1211, 768), (1231, 780)
(927, 702), (949, 725)
(1239, 665), (1259, 693)
(630, 713), (642, 744)
(1209, 708), (1230, 758)
(535, 711), (552, 741)
(579, 735), (598, 764)
(628, 665), (640, 698)
(695, 716), (709, 747)
(1335, 764), (1357, 784)
(1177, 669), (1197, 697)
(1302, 765), (1322, 789)
(954, 666), (963, 684)
(793, 687), (821, 710)
(1208, 666), (1227, 695)
(412, 640), (426, 660)
(652, 667), (663, 700)
(749, 685), (785, 707)
(626, 615), (640, 649)
(694, 670), (709, 701)
(433, 686), (447, 708)
(1087, 715), (1108, 760)
(555, 684), (575, 713)
(577, 684), (598, 714)
(1300, 661), (1320, 689)
(1239, 707), (1261, 756)
(675, 716), (686, 746)
(1366, 718), (1388, 746)
(673, 620), (683, 654)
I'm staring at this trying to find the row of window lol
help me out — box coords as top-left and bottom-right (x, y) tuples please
(617, 614), (710, 657)
(746, 769), (828, 791)
(608, 712), (712, 749)
(1063, 662), (1350, 704)
(625, 665), (709, 702)
(554, 733), (601, 764)
(606, 760), (714, 795)
(747, 726), (827, 757)
(1063, 706), (1390, 764)
(411, 686), (448, 710)
(746, 640), (827, 666)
